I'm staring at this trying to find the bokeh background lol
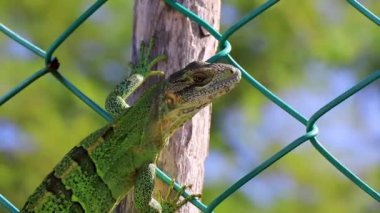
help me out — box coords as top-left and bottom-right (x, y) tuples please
(1, 0), (379, 212)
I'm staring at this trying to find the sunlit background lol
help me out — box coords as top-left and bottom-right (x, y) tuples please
(1, 0), (379, 212)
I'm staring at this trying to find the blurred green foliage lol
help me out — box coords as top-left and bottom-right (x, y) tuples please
(0, 0), (379, 212)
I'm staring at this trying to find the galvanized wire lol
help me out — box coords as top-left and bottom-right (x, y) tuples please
(1, 0), (379, 212)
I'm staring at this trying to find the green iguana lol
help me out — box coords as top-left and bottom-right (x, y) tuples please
(20, 41), (241, 213)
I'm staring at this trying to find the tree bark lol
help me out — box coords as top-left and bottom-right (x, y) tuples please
(115, 0), (220, 212)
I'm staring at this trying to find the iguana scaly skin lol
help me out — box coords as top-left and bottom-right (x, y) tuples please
(21, 41), (241, 213)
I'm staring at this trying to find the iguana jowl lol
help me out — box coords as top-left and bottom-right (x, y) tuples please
(21, 43), (241, 213)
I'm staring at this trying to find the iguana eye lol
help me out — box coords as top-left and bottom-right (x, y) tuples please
(193, 76), (204, 83)
(192, 72), (208, 84)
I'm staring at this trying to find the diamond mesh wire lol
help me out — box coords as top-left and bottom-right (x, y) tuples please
(1, 0), (379, 212)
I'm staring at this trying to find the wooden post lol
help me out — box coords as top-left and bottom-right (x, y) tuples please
(115, 0), (221, 212)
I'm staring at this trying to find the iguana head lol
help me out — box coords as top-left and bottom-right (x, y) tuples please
(160, 61), (241, 136)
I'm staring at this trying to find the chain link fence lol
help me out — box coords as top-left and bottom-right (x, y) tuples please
(1, 0), (379, 212)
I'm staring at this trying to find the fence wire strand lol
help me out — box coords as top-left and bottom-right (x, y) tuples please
(1, 0), (379, 212)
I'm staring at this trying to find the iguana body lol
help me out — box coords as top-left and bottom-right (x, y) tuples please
(21, 41), (241, 213)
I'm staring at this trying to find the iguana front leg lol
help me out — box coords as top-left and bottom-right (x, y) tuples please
(105, 39), (165, 117)
(104, 39), (167, 213)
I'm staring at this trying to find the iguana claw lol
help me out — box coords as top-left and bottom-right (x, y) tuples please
(159, 180), (202, 213)
(133, 38), (167, 77)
